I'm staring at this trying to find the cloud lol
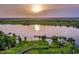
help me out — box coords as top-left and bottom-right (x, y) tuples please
(0, 4), (79, 18)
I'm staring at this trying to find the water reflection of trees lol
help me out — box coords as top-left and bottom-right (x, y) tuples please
(34, 35), (75, 46)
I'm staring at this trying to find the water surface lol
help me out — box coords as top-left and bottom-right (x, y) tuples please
(0, 24), (79, 45)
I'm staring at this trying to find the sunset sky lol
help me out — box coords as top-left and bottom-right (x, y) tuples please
(0, 4), (79, 18)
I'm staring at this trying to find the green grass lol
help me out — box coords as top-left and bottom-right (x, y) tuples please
(51, 42), (61, 48)
(0, 40), (49, 54)
(24, 42), (77, 54)
(25, 47), (74, 54)
(0, 40), (77, 54)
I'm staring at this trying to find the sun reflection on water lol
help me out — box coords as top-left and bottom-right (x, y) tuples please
(35, 24), (40, 31)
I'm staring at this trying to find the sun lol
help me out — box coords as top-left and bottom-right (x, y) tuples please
(32, 5), (42, 13)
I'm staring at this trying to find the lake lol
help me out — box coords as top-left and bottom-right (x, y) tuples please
(0, 24), (79, 46)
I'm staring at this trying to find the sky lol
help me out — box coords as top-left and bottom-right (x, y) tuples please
(0, 4), (79, 18)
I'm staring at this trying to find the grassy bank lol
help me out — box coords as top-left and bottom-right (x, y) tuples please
(0, 40), (77, 54)
(0, 33), (77, 54)
(0, 40), (49, 54)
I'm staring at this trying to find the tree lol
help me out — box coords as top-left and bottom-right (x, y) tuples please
(0, 31), (4, 36)
(41, 35), (47, 41)
(58, 36), (67, 44)
(62, 37), (67, 41)
(4, 35), (10, 49)
(38, 36), (41, 40)
(24, 37), (27, 41)
(52, 36), (58, 43)
(10, 33), (17, 47)
(8, 32), (11, 35)
(68, 38), (75, 45)
(72, 39), (75, 45)
(0, 32), (17, 50)
(18, 36), (22, 43)
(0, 34), (5, 50)
(34, 35), (42, 40)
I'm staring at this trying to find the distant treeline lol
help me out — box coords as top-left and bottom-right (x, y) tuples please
(0, 18), (79, 27)
(0, 18), (79, 21)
